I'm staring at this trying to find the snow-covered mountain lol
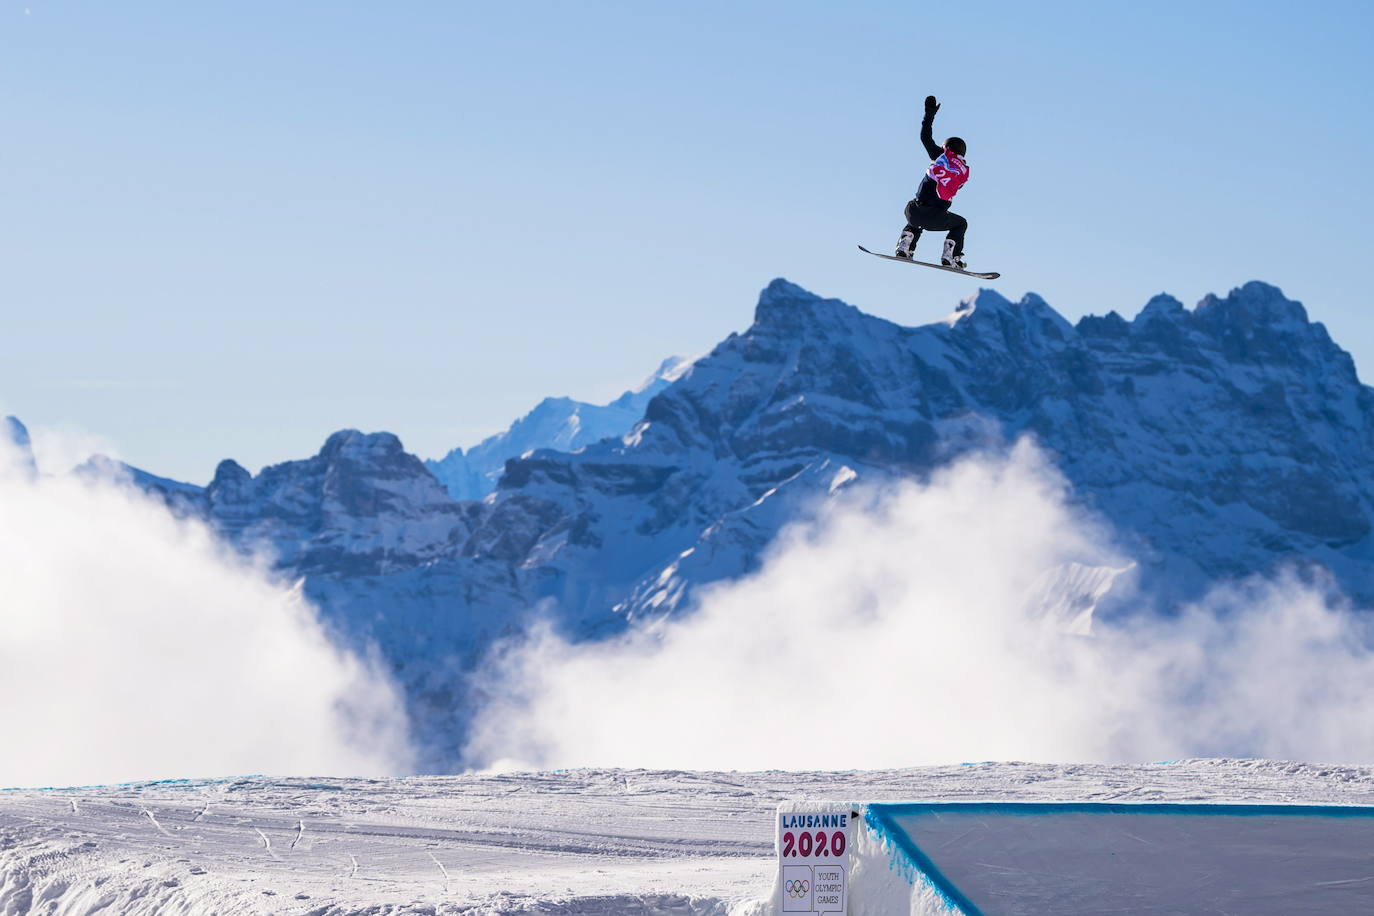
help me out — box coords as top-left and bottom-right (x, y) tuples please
(87, 278), (1374, 767)
(452, 278), (1374, 620)
(424, 356), (693, 501)
(74, 454), (208, 505)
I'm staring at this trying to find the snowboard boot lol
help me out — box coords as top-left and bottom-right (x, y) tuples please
(942, 239), (966, 270)
(895, 230), (917, 259)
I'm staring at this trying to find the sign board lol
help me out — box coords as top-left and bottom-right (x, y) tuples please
(777, 809), (852, 915)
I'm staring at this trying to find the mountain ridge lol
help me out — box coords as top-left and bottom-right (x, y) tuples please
(40, 277), (1374, 767)
(424, 355), (692, 501)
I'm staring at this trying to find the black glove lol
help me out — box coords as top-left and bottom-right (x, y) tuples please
(924, 95), (940, 116)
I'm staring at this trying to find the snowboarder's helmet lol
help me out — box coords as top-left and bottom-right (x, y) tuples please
(944, 137), (967, 157)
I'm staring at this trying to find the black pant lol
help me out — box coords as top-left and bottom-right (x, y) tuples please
(903, 199), (967, 256)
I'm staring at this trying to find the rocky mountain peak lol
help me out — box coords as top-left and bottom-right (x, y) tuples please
(757, 276), (815, 307)
(945, 286), (1075, 353)
(318, 429), (407, 464)
(1195, 281), (1309, 327)
(951, 286), (1014, 318)
(753, 277), (864, 333)
(1187, 283), (1346, 371)
(1136, 293), (1188, 323)
(212, 458), (251, 484)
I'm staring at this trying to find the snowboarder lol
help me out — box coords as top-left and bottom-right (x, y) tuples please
(895, 95), (970, 269)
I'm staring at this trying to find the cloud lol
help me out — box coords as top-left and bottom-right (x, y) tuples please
(25, 422), (123, 476)
(467, 440), (1374, 771)
(0, 431), (413, 788)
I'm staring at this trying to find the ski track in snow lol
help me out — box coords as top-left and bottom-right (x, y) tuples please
(255, 827), (281, 861)
(141, 808), (172, 837)
(429, 850), (452, 892)
(3, 759), (1374, 914)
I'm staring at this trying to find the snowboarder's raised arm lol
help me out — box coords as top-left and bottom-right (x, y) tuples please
(920, 95), (944, 161)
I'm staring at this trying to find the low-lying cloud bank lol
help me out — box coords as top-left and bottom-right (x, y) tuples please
(468, 441), (1374, 771)
(0, 431), (412, 787)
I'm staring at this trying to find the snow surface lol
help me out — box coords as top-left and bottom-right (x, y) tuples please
(4, 759), (1374, 915)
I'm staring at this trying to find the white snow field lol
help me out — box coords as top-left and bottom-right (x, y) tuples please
(4, 759), (1374, 915)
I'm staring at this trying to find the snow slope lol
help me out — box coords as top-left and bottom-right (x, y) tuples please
(3, 760), (1373, 915)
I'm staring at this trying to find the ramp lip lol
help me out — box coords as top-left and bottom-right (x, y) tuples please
(864, 804), (986, 916)
(864, 801), (1374, 916)
(867, 800), (1374, 819)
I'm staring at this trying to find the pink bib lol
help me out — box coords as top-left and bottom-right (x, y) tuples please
(927, 150), (969, 202)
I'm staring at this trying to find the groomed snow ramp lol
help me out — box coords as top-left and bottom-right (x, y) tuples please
(857, 802), (1374, 915)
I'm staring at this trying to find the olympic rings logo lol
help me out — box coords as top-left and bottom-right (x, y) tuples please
(785, 879), (810, 898)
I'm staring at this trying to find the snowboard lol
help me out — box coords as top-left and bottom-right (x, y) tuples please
(857, 245), (1000, 279)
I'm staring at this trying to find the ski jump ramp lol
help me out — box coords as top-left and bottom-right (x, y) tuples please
(774, 801), (1374, 915)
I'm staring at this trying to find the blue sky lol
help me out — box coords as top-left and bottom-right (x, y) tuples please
(5, 0), (1373, 481)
